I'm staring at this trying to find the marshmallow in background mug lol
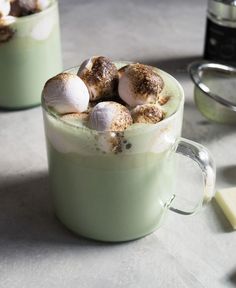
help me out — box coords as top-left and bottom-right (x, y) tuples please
(9, 0), (50, 16)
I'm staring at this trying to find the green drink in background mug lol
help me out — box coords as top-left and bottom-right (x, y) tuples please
(42, 63), (216, 242)
(0, 0), (62, 109)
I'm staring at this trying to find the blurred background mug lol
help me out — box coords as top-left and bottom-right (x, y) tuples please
(42, 64), (216, 242)
(0, 0), (62, 109)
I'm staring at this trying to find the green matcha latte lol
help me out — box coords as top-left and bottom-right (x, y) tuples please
(42, 59), (185, 242)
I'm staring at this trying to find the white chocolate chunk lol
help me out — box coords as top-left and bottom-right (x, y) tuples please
(215, 187), (236, 229)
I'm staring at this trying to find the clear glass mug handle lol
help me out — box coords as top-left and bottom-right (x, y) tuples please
(168, 137), (216, 215)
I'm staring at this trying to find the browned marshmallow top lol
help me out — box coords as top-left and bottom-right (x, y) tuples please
(89, 101), (133, 132)
(121, 64), (163, 99)
(78, 56), (119, 101)
(118, 63), (164, 107)
(9, 0), (50, 16)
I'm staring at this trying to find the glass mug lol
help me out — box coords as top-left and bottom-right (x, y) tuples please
(42, 63), (216, 242)
(0, 0), (62, 109)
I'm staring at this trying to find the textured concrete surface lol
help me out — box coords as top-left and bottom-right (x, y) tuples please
(1, 0), (236, 287)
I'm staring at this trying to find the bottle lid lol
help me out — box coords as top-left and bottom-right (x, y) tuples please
(208, 0), (236, 21)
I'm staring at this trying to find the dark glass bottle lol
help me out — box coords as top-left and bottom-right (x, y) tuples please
(204, 0), (236, 65)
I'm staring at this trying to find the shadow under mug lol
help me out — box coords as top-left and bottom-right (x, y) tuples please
(42, 63), (216, 242)
(0, 0), (62, 109)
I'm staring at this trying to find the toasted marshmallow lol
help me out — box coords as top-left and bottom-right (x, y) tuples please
(36, 0), (50, 10)
(77, 56), (119, 101)
(42, 73), (90, 114)
(118, 63), (164, 107)
(15, 0), (50, 14)
(9, 0), (21, 16)
(89, 101), (132, 132)
(131, 104), (164, 124)
(0, 0), (10, 18)
(0, 16), (15, 43)
(0, 14), (15, 25)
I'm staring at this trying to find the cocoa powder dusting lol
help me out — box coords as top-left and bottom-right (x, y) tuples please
(127, 64), (164, 99)
(109, 132), (124, 154)
(61, 112), (90, 123)
(132, 104), (163, 124)
(158, 96), (170, 105)
(110, 104), (133, 131)
(79, 56), (119, 101)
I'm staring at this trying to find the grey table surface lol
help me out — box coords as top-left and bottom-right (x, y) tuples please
(1, 0), (236, 287)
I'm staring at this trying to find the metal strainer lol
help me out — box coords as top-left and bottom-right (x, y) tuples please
(189, 61), (236, 124)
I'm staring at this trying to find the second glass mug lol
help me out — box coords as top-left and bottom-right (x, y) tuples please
(0, 0), (62, 109)
(42, 63), (216, 242)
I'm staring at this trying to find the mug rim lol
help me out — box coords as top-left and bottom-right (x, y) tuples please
(41, 61), (185, 135)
